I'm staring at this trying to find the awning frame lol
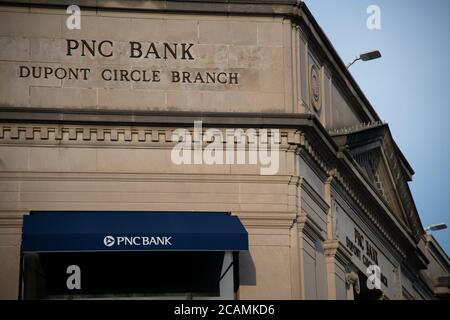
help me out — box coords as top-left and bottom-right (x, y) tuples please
(21, 211), (249, 253)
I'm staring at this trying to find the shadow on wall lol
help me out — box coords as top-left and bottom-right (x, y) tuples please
(239, 251), (256, 286)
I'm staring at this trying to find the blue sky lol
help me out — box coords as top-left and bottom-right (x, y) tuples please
(304, 0), (450, 255)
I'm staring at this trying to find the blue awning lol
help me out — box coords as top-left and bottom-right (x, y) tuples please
(22, 211), (248, 253)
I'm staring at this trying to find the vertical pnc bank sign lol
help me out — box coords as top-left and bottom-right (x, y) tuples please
(1, 10), (285, 112)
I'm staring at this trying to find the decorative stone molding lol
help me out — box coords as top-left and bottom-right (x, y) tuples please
(297, 215), (326, 242)
(254, 125), (407, 259)
(324, 240), (352, 267)
(0, 216), (23, 229)
(0, 124), (290, 149)
(333, 170), (406, 258)
(0, 116), (408, 259)
(328, 121), (385, 135)
(0, 172), (294, 185)
(0, 125), (170, 145)
(239, 212), (297, 229)
(294, 134), (407, 259)
(309, 64), (322, 113)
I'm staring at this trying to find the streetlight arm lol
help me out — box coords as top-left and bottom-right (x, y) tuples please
(346, 56), (361, 69)
(346, 50), (382, 69)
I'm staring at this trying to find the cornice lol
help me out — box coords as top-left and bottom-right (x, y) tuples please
(0, 0), (299, 14)
(0, 108), (423, 265)
(0, 108), (321, 128)
(0, 172), (294, 184)
(0, 123), (290, 148)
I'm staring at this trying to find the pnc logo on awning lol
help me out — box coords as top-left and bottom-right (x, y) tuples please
(103, 235), (172, 247)
(103, 235), (115, 247)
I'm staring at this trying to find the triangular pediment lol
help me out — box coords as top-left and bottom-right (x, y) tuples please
(330, 123), (424, 241)
(351, 146), (409, 225)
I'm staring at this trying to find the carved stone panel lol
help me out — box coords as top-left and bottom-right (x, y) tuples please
(309, 64), (322, 113)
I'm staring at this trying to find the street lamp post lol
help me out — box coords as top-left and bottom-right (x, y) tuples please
(425, 223), (448, 232)
(347, 50), (382, 69)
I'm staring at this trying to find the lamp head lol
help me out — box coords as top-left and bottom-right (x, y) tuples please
(425, 223), (448, 232)
(359, 50), (382, 61)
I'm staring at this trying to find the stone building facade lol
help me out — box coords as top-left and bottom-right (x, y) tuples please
(0, 0), (448, 299)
